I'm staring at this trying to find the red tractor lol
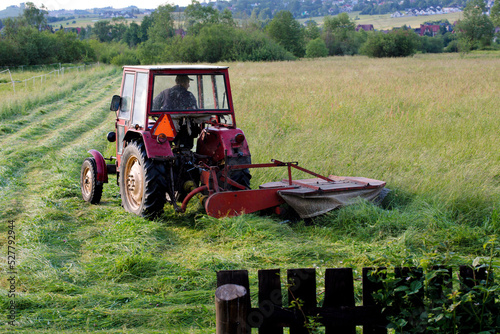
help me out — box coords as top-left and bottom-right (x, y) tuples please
(81, 65), (385, 219)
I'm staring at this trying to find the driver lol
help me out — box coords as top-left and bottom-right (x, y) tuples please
(153, 75), (197, 110)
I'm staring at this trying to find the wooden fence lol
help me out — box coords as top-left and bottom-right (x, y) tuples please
(215, 266), (492, 334)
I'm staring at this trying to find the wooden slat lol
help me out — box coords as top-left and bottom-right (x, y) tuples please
(323, 268), (356, 334)
(287, 268), (317, 334)
(258, 269), (283, 334)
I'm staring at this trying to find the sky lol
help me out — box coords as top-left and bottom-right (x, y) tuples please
(1, 0), (194, 11)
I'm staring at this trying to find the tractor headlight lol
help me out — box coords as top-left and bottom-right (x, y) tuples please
(157, 133), (168, 144)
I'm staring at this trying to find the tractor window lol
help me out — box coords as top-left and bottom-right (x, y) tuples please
(132, 72), (148, 127)
(151, 74), (229, 112)
(119, 73), (134, 120)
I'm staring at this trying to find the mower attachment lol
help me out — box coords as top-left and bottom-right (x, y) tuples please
(181, 160), (386, 219)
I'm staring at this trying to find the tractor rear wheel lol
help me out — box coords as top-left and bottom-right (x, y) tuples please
(119, 140), (167, 218)
(228, 168), (251, 189)
(81, 157), (103, 204)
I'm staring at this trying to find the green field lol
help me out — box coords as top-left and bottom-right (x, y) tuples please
(300, 11), (463, 30)
(0, 53), (499, 333)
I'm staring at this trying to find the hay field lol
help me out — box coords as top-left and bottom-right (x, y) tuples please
(0, 53), (499, 333)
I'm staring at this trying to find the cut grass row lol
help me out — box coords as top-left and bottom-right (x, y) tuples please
(0, 53), (499, 333)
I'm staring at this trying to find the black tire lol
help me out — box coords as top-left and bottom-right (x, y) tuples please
(228, 168), (251, 190)
(81, 157), (103, 204)
(119, 140), (167, 218)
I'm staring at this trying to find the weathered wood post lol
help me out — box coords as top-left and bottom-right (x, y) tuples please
(324, 268), (356, 334)
(216, 284), (249, 334)
(288, 268), (316, 334)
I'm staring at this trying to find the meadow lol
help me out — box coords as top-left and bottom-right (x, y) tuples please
(0, 53), (499, 333)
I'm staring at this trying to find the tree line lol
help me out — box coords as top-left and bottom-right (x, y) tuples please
(0, 0), (499, 67)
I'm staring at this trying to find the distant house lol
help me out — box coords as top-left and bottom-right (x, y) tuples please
(420, 24), (440, 36)
(356, 24), (374, 32)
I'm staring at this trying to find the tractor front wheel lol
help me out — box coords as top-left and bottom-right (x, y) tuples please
(81, 157), (103, 204)
(119, 140), (167, 218)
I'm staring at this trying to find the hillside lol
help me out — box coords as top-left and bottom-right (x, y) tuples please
(0, 5), (21, 19)
(0, 54), (499, 332)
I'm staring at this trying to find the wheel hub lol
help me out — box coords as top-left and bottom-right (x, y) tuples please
(82, 167), (92, 196)
(125, 157), (143, 209)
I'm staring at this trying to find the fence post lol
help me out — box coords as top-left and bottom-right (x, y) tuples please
(323, 268), (356, 334)
(8, 69), (15, 93)
(216, 284), (249, 334)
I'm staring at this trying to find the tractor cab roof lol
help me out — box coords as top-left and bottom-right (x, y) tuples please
(122, 65), (229, 72)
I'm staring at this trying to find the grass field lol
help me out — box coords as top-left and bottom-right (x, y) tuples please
(0, 53), (499, 333)
(298, 11), (463, 30)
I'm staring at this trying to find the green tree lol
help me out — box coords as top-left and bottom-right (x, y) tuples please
(322, 13), (361, 55)
(93, 20), (112, 42)
(304, 20), (321, 41)
(490, 0), (500, 28)
(123, 22), (142, 47)
(140, 15), (153, 42)
(1, 17), (27, 40)
(266, 10), (305, 57)
(456, 0), (494, 52)
(110, 18), (128, 42)
(184, 1), (234, 35)
(305, 37), (328, 58)
(23, 2), (47, 31)
(148, 4), (175, 42)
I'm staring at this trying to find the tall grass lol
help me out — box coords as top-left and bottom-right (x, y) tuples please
(232, 53), (500, 225)
(0, 53), (499, 333)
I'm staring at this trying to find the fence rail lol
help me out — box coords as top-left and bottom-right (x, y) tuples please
(215, 266), (493, 334)
(0, 63), (100, 93)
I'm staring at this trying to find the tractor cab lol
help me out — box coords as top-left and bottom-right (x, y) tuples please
(110, 66), (246, 166)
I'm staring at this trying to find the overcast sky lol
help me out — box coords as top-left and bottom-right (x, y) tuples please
(1, 0), (193, 11)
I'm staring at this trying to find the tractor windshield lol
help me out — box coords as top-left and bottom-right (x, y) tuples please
(151, 74), (230, 113)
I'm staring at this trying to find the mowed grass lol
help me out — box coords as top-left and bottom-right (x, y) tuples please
(0, 53), (499, 333)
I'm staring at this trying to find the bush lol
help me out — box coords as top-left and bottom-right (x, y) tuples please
(0, 27), (94, 66)
(361, 29), (419, 58)
(305, 38), (329, 58)
(444, 40), (459, 52)
(137, 24), (294, 64)
(111, 50), (140, 66)
(419, 36), (444, 53)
